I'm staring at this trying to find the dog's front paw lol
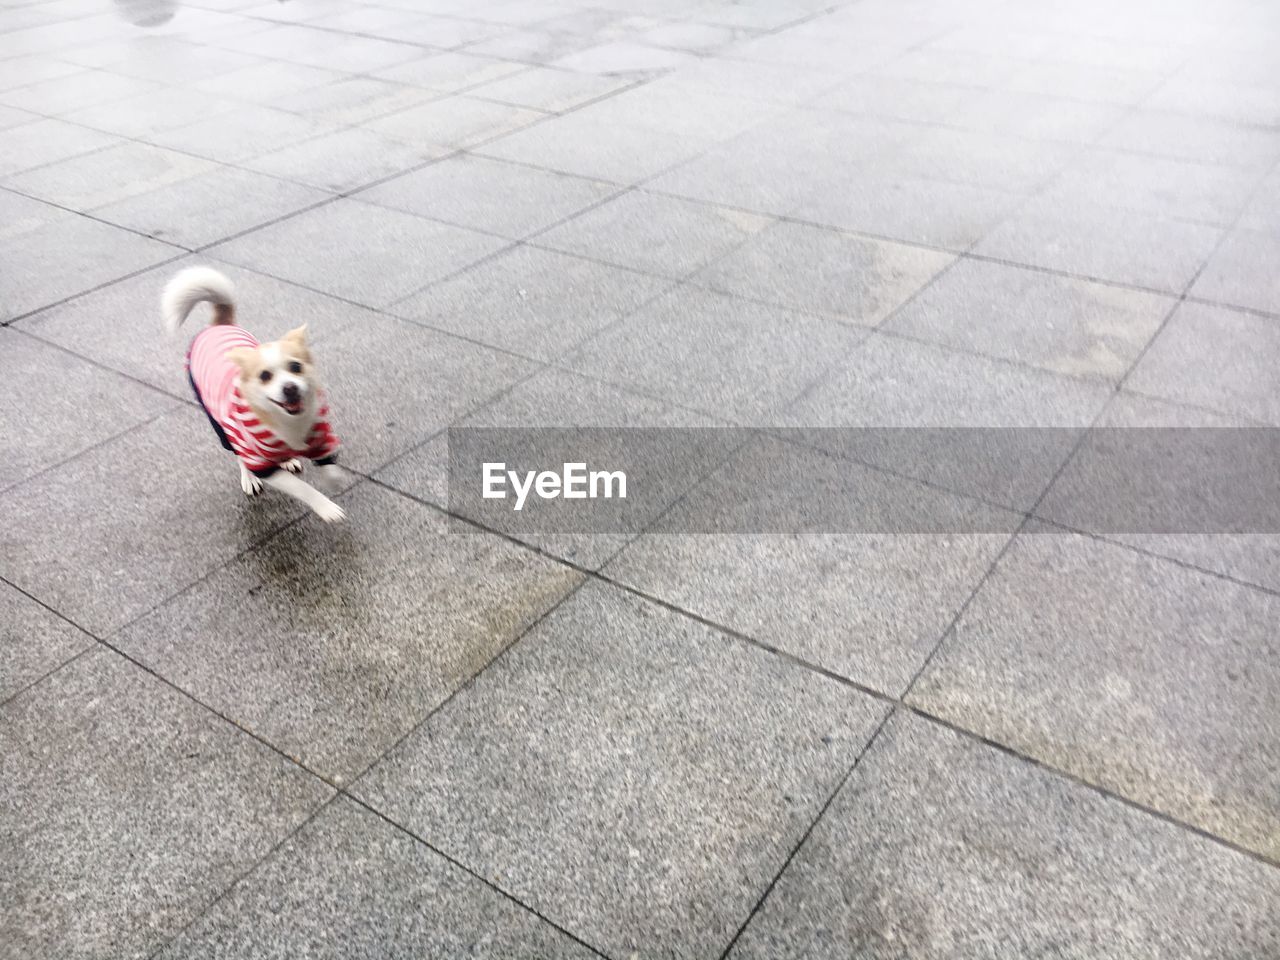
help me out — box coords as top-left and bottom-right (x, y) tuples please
(240, 469), (263, 497)
(281, 458), (303, 474)
(313, 499), (346, 523)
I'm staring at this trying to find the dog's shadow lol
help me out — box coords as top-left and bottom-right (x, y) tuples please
(112, 0), (175, 27)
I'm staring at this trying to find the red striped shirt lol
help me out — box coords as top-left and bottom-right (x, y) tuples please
(187, 325), (339, 473)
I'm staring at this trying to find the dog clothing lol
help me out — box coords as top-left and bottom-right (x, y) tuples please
(187, 324), (339, 477)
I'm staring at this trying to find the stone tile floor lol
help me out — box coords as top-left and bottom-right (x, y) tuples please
(2, 0), (1279, 956)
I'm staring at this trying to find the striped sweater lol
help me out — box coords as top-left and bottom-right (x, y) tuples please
(187, 324), (339, 475)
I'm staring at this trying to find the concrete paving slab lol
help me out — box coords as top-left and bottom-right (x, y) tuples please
(0, 580), (93, 703)
(58, 36), (263, 83)
(1190, 228), (1280, 315)
(1127, 300), (1280, 425)
(1041, 150), (1263, 227)
(0, 56), (84, 94)
(191, 60), (347, 104)
(691, 220), (955, 325)
(115, 483), (581, 783)
(1, 201), (181, 322)
(810, 74), (974, 124)
(790, 170), (1026, 250)
(1037, 392), (1280, 592)
(0, 408), (314, 636)
(882, 258), (1174, 381)
(146, 105), (337, 165)
(942, 88), (1127, 143)
(551, 39), (697, 75)
(91, 165), (329, 248)
(0, 329), (174, 491)
(465, 28), (606, 67)
(0, 69), (160, 115)
(910, 530), (1280, 860)
(371, 51), (526, 93)
(884, 126), (1081, 194)
(730, 711), (1280, 960)
(477, 109), (710, 183)
(536, 189), (773, 277)
(244, 126), (445, 194)
(267, 75), (434, 125)
(1100, 109), (1280, 170)
(469, 64), (631, 111)
(0, 649), (331, 960)
(20, 257), (382, 396)
(973, 195), (1225, 293)
(299, 313), (539, 473)
(646, 110), (915, 217)
(785, 333), (1111, 508)
(2, 140), (217, 211)
(0, 118), (121, 178)
(390, 243), (670, 360)
(363, 95), (545, 150)
(354, 582), (888, 959)
(571, 84), (788, 142)
(61, 86), (239, 138)
(1237, 167), (1280, 236)
(0, 104), (38, 130)
(358, 153), (618, 239)
(156, 797), (599, 960)
(375, 364), (729, 568)
(565, 286), (867, 421)
(208, 198), (509, 308)
(607, 436), (1016, 694)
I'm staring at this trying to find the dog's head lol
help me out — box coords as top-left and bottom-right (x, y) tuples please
(226, 325), (318, 419)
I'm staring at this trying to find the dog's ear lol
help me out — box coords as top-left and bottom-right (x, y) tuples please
(281, 324), (308, 346)
(281, 324), (312, 362)
(225, 347), (259, 375)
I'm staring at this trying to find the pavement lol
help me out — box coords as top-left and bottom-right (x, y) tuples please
(2, 0), (1279, 957)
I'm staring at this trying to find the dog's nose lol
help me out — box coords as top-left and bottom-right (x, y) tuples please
(282, 382), (301, 402)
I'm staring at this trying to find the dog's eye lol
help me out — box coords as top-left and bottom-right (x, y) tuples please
(259, 370), (273, 383)
(287, 361), (303, 374)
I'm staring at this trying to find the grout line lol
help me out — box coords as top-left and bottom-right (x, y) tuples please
(716, 705), (900, 960)
(0, 640), (97, 711)
(140, 794), (343, 960)
(0, 404), (176, 498)
(342, 794), (613, 959)
(0, 42), (665, 329)
(1022, 515), (1280, 598)
(478, 154), (1249, 309)
(904, 704), (1280, 872)
(1113, 386), (1274, 426)
(773, 255), (968, 415)
(896, 391), (1121, 699)
(3, 246), (189, 327)
(6, 63), (1275, 335)
(341, 576), (591, 791)
(2, 322), (187, 398)
(1118, 152), (1280, 393)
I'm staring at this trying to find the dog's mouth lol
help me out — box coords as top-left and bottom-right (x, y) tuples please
(272, 397), (305, 416)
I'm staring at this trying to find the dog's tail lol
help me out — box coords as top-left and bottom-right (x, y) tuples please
(162, 266), (236, 334)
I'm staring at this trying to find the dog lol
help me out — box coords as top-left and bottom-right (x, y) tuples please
(163, 266), (346, 523)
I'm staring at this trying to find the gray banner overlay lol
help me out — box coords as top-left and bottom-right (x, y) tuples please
(447, 427), (1280, 535)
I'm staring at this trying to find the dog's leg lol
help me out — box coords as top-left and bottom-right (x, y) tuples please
(280, 458), (303, 474)
(263, 470), (346, 523)
(240, 463), (263, 497)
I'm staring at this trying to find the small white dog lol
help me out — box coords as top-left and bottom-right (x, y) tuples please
(163, 266), (346, 523)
